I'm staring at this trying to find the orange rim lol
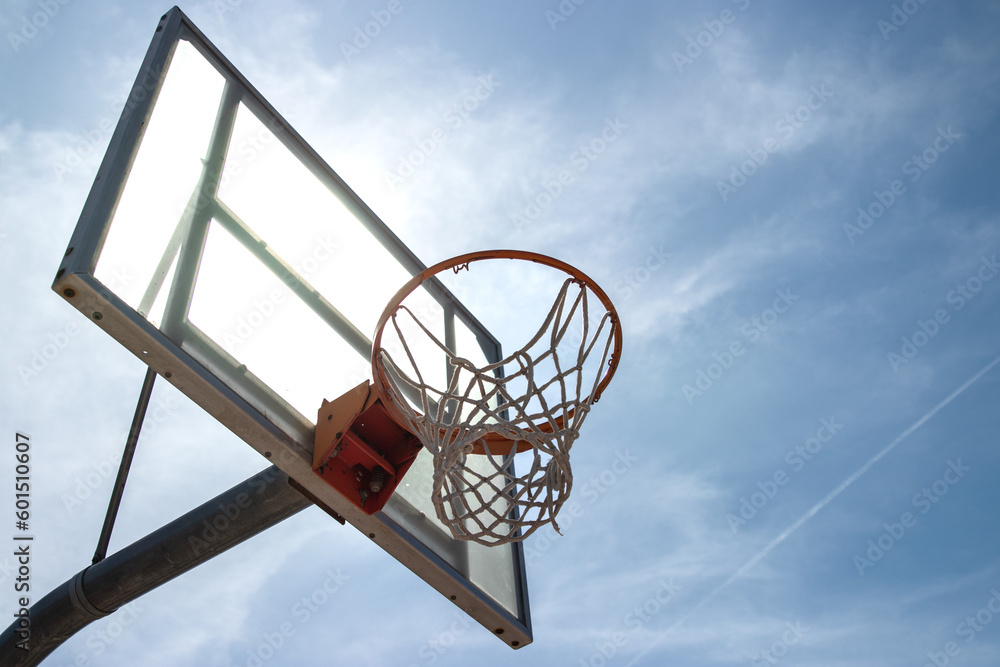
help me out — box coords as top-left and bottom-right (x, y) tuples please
(372, 250), (622, 455)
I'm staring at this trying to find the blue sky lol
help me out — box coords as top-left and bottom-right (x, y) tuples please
(3, 1), (1000, 665)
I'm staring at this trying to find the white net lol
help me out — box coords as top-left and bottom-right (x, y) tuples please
(376, 277), (618, 545)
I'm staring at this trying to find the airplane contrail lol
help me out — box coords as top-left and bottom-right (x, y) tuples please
(624, 354), (1000, 667)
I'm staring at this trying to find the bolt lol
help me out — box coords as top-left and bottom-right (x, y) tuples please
(369, 467), (386, 494)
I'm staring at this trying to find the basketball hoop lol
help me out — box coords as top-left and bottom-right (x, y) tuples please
(372, 250), (622, 545)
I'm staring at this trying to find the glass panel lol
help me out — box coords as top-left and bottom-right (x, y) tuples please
(384, 466), (521, 616)
(386, 308), (520, 616)
(377, 283), (449, 415)
(217, 102), (420, 340)
(83, 28), (523, 624)
(145, 252), (178, 329)
(187, 220), (369, 420)
(453, 314), (499, 423)
(95, 40), (225, 306)
(465, 503), (518, 613)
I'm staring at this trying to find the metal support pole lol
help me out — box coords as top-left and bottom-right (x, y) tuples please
(0, 466), (314, 667)
(93, 367), (157, 564)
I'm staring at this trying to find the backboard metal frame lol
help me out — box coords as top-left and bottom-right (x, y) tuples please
(52, 6), (531, 648)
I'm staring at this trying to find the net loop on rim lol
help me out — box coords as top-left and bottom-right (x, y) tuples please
(374, 251), (622, 545)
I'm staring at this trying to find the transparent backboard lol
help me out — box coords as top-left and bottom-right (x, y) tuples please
(53, 7), (530, 647)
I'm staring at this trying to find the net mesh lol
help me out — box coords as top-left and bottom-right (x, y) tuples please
(376, 278), (617, 545)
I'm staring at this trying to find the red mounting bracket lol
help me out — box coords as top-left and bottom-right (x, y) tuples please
(313, 381), (423, 515)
